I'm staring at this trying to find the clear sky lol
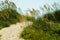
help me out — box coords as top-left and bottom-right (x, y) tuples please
(9, 0), (60, 10)
(0, 0), (60, 11)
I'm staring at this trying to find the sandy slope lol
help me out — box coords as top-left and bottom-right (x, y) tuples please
(0, 21), (32, 40)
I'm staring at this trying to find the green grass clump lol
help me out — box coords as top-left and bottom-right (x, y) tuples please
(21, 10), (60, 40)
(0, 9), (21, 29)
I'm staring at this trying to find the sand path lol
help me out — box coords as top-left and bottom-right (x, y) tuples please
(0, 21), (32, 40)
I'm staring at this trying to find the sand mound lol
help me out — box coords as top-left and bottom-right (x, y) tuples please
(0, 21), (32, 40)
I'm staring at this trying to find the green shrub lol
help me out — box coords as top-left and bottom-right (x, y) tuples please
(21, 10), (60, 40)
(0, 9), (21, 29)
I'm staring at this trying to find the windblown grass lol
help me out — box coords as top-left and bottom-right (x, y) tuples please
(21, 10), (60, 40)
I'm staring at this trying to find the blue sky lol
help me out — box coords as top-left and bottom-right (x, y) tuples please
(9, 0), (60, 10)
(0, 0), (60, 11)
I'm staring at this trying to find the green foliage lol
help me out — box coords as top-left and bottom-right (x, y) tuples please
(26, 16), (35, 22)
(43, 10), (60, 23)
(0, 35), (1, 40)
(0, 9), (21, 29)
(0, 0), (21, 29)
(21, 10), (60, 40)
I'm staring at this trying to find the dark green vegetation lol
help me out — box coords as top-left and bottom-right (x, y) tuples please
(0, 9), (21, 29)
(21, 10), (60, 40)
(0, 0), (21, 29)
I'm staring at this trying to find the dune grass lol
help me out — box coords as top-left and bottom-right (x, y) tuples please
(0, 9), (21, 29)
(21, 10), (60, 40)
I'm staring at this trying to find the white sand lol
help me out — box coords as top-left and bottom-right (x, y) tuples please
(0, 21), (32, 40)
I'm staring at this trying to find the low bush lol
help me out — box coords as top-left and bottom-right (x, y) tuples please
(21, 10), (60, 40)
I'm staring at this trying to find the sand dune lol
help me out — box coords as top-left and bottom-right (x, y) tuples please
(0, 21), (32, 40)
